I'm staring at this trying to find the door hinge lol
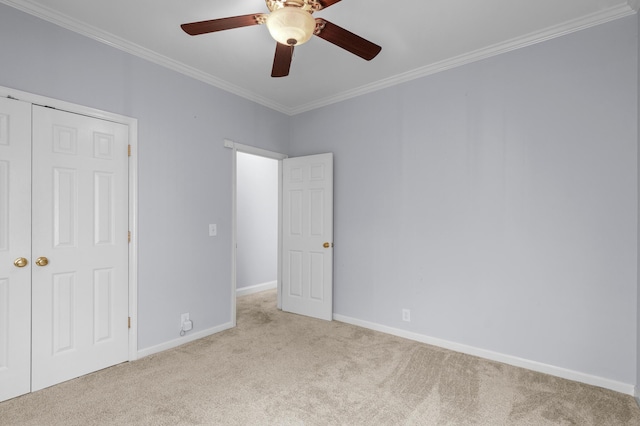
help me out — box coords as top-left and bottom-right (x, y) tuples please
(128, 231), (131, 243)
(128, 144), (131, 157)
(128, 317), (131, 329)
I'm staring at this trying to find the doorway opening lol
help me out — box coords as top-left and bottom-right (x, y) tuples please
(228, 141), (334, 323)
(228, 141), (287, 325)
(236, 152), (278, 295)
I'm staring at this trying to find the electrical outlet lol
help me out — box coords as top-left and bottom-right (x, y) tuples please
(208, 224), (217, 237)
(402, 309), (411, 322)
(180, 313), (193, 333)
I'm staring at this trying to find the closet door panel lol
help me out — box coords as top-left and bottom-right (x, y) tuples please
(0, 98), (32, 402)
(31, 106), (129, 392)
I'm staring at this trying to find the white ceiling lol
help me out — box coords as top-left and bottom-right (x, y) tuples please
(2, 0), (637, 115)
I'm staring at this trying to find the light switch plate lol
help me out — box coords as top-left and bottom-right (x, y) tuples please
(209, 224), (217, 237)
(402, 309), (411, 322)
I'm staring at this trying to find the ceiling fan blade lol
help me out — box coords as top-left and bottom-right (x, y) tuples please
(314, 19), (381, 61)
(272, 43), (294, 77)
(317, 0), (342, 9)
(181, 14), (264, 36)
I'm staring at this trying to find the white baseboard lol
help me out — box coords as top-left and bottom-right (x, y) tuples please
(635, 387), (640, 408)
(333, 314), (635, 396)
(136, 321), (234, 359)
(236, 280), (277, 297)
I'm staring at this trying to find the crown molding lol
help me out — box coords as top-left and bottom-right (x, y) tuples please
(290, 2), (638, 115)
(1, 0), (636, 116)
(0, 0), (293, 114)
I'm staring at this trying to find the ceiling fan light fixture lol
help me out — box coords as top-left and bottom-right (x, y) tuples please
(266, 7), (315, 46)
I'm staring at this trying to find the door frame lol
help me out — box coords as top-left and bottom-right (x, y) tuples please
(0, 85), (139, 361)
(225, 139), (287, 325)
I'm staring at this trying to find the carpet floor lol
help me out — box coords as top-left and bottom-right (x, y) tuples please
(1, 289), (639, 425)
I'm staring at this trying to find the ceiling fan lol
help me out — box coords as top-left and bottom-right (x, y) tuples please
(181, 0), (382, 77)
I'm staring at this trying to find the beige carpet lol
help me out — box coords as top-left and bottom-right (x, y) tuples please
(2, 289), (639, 425)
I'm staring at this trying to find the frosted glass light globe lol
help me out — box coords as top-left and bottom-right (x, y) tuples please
(266, 7), (315, 46)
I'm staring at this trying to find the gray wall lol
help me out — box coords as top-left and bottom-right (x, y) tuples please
(290, 16), (638, 385)
(0, 4), (290, 350)
(236, 152), (278, 289)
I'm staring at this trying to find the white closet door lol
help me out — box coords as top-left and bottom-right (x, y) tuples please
(31, 106), (129, 391)
(0, 98), (32, 402)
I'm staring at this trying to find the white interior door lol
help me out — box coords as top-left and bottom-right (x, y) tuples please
(282, 153), (333, 321)
(0, 98), (32, 401)
(30, 106), (129, 392)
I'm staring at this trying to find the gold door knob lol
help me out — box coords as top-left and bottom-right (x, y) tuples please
(35, 257), (49, 267)
(323, 242), (331, 248)
(14, 257), (28, 268)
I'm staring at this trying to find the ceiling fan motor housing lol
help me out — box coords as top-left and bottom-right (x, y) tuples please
(266, 0), (322, 13)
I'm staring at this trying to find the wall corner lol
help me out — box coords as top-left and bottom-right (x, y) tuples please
(629, 0), (640, 12)
(637, 4), (640, 411)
